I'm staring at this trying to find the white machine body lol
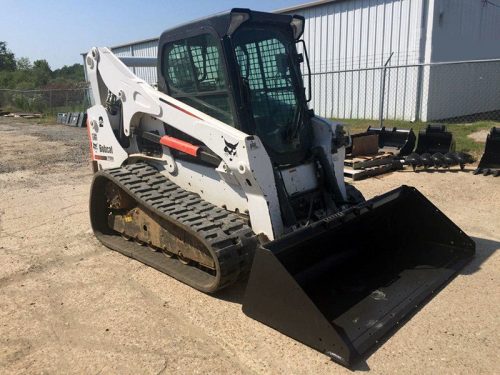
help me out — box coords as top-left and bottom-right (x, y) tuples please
(86, 47), (347, 241)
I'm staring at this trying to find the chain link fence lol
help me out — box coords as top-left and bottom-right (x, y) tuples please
(1, 59), (499, 126)
(0, 87), (91, 115)
(307, 58), (500, 125)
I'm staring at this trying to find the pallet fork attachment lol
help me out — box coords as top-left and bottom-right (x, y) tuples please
(243, 186), (474, 367)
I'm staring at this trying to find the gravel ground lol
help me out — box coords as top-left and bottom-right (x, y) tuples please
(0, 117), (498, 375)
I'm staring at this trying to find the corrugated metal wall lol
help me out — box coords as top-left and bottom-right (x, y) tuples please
(95, 0), (426, 121)
(288, 0), (424, 121)
(87, 0), (500, 121)
(111, 40), (159, 85)
(422, 0), (500, 120)
(430, 0), (500, 62)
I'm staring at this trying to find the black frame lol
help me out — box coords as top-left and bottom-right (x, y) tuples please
(159, 27), (238, 126)
(157, 8), (306, 135)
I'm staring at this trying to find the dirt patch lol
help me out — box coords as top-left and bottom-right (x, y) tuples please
(0, 117), (498, 375)
(0, 118), (89, 176)
(467, 129), (489, 143)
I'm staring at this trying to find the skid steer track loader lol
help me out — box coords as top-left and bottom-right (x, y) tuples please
(86, 9), (474, 367)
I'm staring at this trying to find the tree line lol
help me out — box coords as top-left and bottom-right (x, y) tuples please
(0, 41), (85, 90)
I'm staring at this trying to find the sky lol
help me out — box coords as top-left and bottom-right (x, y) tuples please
(0, 0), (308, 69)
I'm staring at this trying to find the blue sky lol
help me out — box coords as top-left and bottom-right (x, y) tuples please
(0, 0), (307, 69)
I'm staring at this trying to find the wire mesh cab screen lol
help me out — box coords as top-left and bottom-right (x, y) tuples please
(162, 34), (234, 125)
(232, 26), (307, 160)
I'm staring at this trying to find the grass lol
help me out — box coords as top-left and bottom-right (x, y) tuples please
(36, 114), (58, 125)
(0, 105), (79, 126)
(336, 118), (499, 159)
(2, 113), (57, 126)
(4, 107), (496, 160)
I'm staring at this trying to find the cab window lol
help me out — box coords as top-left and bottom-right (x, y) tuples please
(162, 34), (234, 125)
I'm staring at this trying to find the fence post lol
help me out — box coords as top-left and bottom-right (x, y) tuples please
(49, 90), (53, 114)
(379, 52), (394, 127)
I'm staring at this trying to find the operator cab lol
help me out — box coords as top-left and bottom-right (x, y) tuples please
(157, 8), (313, 166)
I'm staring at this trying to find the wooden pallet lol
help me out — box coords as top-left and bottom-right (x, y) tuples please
(344, 163), (396, 181)
(344, 151), (395, 170)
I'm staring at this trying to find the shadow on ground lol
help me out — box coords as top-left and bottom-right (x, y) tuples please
(462, 236), (499, 275)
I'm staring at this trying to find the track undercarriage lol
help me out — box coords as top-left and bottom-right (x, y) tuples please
(90, 163), (258, 293)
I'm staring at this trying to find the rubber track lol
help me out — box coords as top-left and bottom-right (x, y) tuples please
(92, 162), (259, 292)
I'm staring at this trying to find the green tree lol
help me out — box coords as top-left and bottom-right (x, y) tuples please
(52, 63), (85, 81)
(0, 41), (16, 71)
(32, 59), (52, 87)
(16, 57), (32, 71)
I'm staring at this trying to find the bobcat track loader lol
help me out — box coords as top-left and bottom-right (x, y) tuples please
(86, 9), (474, 367)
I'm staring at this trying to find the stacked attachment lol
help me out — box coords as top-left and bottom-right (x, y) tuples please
(347, 133), (379, 157)
(474, 127), (500, 177)
(404, 124), (473, 171)
(404, 152), (474, 171)
(243, 186), (475, 367)
(346, 124), (479, 174)
(344, 133), (399, 180)
(56, 113), (69, 124)
(415, 124), (454, 154)
(56, 112), (87, 127)
(366, 126), (416, 156)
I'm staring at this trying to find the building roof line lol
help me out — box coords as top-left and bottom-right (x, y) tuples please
(81, 0), (343, 55)
(274, 0), (339, 14)
(106, 37), (160, 50)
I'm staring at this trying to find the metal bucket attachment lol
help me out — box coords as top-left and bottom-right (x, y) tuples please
(367, 126), (416, 156)
(346, 133), (379, 157)
(243, 186), (474, 367)
(77, 112), (87, 128)
(474, 127), (500, 177)
(415, 124), (454, 154)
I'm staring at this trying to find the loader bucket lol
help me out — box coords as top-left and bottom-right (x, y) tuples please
(367, 126), (416, 156)
(346, 133), (379, 156)
(415, 124), (454, 154)
(242, 186), (474, 367)
(475, 127), (500, 176)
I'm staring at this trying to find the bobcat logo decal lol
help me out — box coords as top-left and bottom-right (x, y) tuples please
(224, 139), (238, 160)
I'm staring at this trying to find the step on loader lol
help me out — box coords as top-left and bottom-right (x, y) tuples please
(85, 9), (475, 367)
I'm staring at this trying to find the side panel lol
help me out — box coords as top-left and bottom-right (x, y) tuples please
(87, 105), (128, 169)
(280, 163), (318, 196)
(85, 47), (284, 240)
(158, 160), (249, 215)
(311, 117), (347, 199)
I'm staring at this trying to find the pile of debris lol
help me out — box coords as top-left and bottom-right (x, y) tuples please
(56, 112), (87, 128)
(0, 111), (42, 119)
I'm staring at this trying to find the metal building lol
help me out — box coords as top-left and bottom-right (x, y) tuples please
(279, 0), (500, 121)
(83, 0), (500, 121)
(108, 38), (158, 85)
